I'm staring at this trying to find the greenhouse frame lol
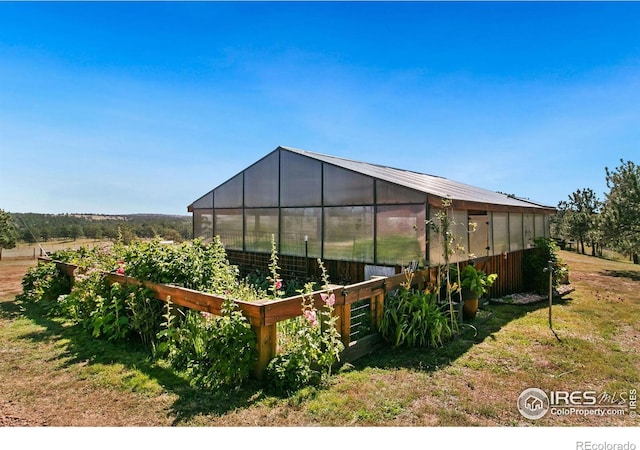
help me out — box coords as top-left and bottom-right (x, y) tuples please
(188, 146), (556, 291)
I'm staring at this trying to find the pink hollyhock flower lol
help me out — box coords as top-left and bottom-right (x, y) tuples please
(275, 279), (283, 290)
(321, 292), (336, 307)
(304, 309), (318, 327)
(116, 266), (125, 275)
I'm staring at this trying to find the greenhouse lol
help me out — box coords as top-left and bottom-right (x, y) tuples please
(188, 146), (556, 290)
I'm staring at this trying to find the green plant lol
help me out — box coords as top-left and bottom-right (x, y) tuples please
(459, 264), (497, 298)
(379, 287), (454, 348)
(18, 262), (71, 313)
(523, 237), (568, 294)
(158, 298), (256, 389)
(124, 285), (164, 348)
(267, 234), (284, 299)
(89, 282), (129, 341)
(62, 268), (108, 326)
(427, 198), (467, 328)
(265, 260), (344, 395)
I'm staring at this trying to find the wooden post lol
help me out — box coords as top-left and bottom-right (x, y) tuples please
(252, 323), (276, 380)
(373, 291), (385, 330)
(548, 260), (553, 329)
(338, 290), (351, 348)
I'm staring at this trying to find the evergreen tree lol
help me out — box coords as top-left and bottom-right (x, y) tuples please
(556, 188), (601, 255)
(601, 159), (640, 263)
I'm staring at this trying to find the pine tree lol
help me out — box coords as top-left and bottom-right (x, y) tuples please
(601, 159), (640, 263)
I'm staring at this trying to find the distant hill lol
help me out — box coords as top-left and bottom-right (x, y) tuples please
(10, 212), (192, 244)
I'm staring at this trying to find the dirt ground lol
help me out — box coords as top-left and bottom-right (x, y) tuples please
(0, 259), (40, 426)
(0, 259), (34, 299)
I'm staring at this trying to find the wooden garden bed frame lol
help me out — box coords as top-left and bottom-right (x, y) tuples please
(42, 249), (527, 378)
(42, 257), (434, 379)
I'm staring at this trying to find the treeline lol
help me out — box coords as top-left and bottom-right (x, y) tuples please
(10, 212), (192, 244)
(551, 159), (640, 264)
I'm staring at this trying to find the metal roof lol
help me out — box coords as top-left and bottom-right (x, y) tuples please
(280, 146), (554, 210)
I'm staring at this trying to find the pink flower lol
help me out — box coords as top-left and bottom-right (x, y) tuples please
(200, 311), (213, 320)
(116, 266), (125, 275)
(304, 309), (318, 327)
(321, 292), (336, 307)
(275, 279), (283, 290)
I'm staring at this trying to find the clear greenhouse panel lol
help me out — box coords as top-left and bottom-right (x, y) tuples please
(214, 173), (243, 208)
(280, 151), (322, 207)
(534, 214), (545, 239)
(492, 212), (509, 255)
(376, 204), (425, 265)
(194, 209), (213, 242)
(468, 214), (489, 258)
(214, 208), (243, 250)
(524, 213), (535, 248)
(323, 164), (374, 206)
(244, 152), (279, 207)
(245, 208), (279, 253)
(324, 206), (374, 262)
(509, 213), (524, 251)
(281, 208), (322, 257)
(376, 180), (426, 205)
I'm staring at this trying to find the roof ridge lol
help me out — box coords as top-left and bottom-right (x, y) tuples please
(279, 145), (444, 179)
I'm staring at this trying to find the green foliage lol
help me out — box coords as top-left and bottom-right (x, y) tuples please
(121, 238), (238, 293)
(555, 188), (602, 255)
(89, 282), (130, 341)
(63, 269), (110, 328)
(123, 285), (164, 348)
(0, 209), (18, 250)
(379, 288), (454, 348)
(267, 234), (284, 299)
(523, 237), (568, 294)
(458, 264), (497, 298)
(19, 262), (72, 313)
(601, 159), (640, 260)
(265, 348), (319, 395)
(159, 299), (256, 389)
(265, 260), (344, 395)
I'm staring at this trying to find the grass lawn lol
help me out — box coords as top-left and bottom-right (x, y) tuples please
(0, 250), (638, 430)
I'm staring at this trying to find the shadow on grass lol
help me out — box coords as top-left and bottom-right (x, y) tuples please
(350, 297), (573, 374)
(0, 292), (575, 424)
(600, 269), (640, 282)
(0, 297), (268, 425)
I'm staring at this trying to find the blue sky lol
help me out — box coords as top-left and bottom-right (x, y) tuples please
(1, 1), (639, 215)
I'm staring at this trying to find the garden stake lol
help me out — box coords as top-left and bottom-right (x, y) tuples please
(548, 260), (553, 329)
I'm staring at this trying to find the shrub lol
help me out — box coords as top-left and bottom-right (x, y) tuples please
(19, 262), (71, 314)
(523, 237), (569, 294)
(159, 298), (257, 389)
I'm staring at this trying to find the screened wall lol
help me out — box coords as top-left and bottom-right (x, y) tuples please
(190, 147), (554, 269)
(428, 209), (551, 265)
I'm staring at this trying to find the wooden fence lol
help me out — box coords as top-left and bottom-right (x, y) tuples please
(43, 249), (529, 379)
